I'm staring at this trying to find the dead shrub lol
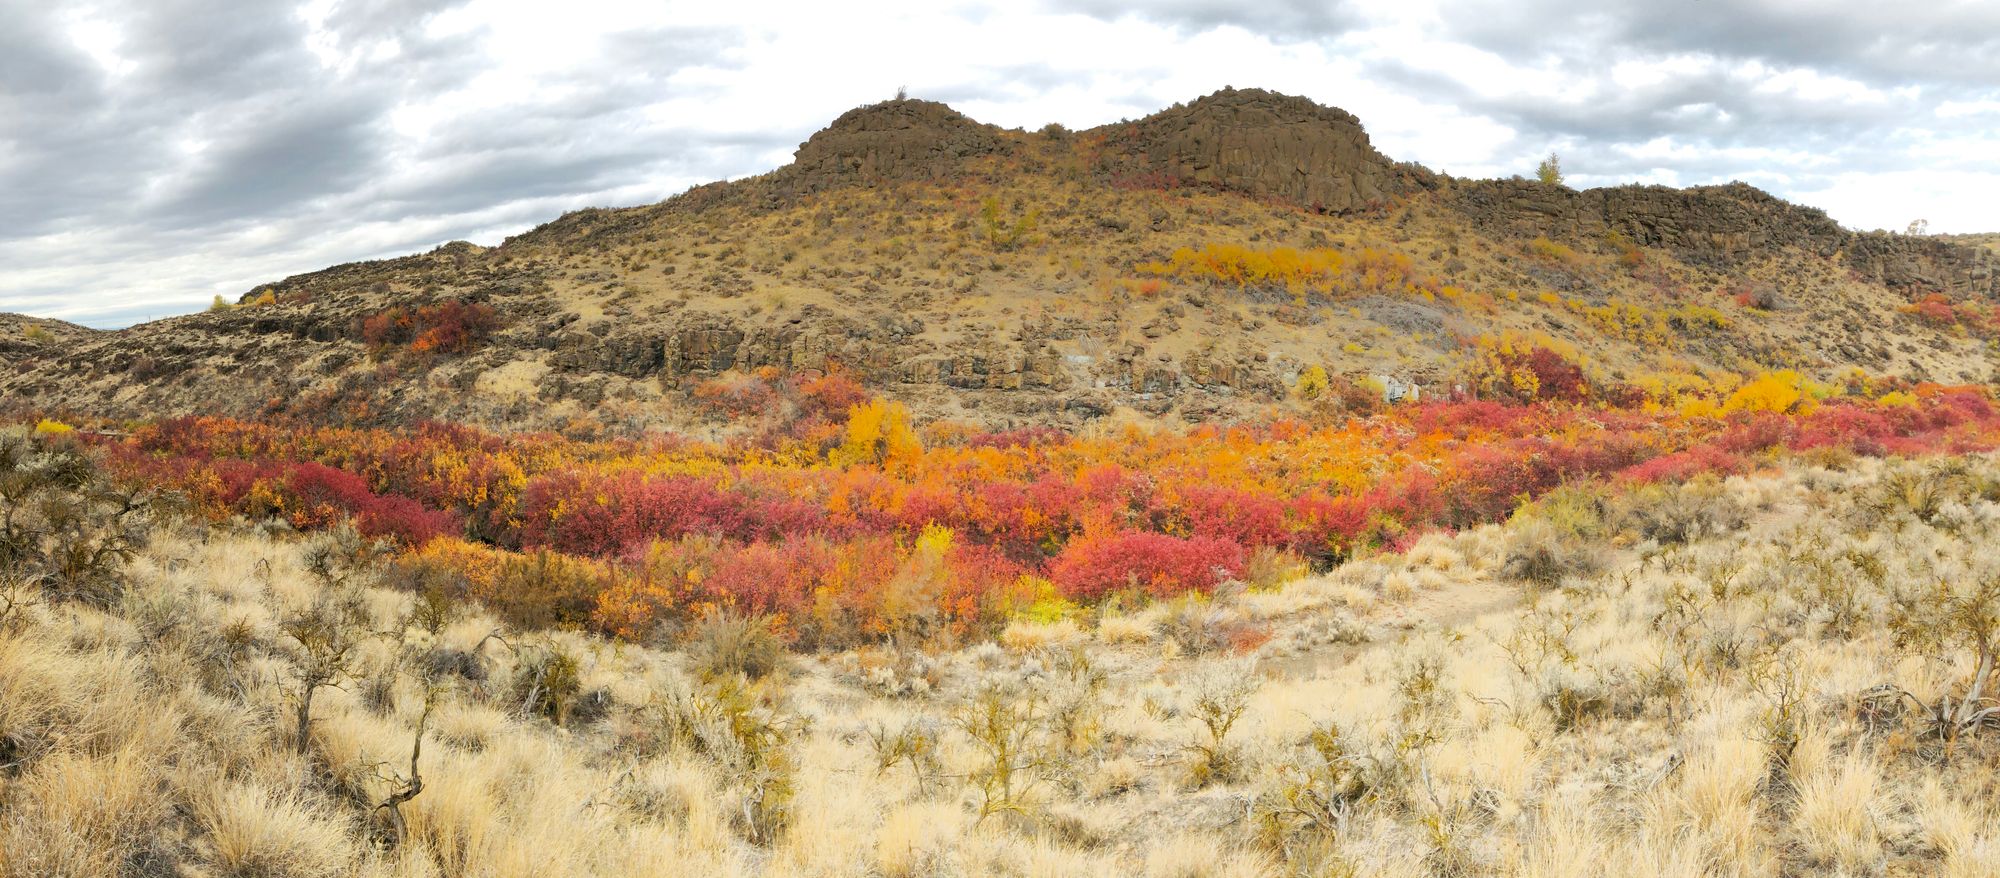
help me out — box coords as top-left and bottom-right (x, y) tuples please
(686, 612), (788, 682)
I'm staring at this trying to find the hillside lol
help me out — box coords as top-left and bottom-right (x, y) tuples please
(5, 87), (1999, 435)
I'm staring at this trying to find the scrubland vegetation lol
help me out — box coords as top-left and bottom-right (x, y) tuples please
(8, 87), (1998, 876)
(5, 409), (2000, 876)
(49, 371), (2000, 650)
(5, 365), (2000, 877)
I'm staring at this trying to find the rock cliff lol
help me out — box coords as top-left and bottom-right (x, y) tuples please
(1453, 179), (1998, 299)
(1084, 87), (1426, 213)
(786, 99), (1009, 191)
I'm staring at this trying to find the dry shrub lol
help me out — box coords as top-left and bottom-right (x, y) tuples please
(875, 802), (964, 877)
(686, 612), (787, 682)
(1609, 476), (1746, 547)
(1178, 661), (1257, 788)
(1499, 519), (1604, 591)
(1157, 593), (1268, 657)
(511, 643), (583, 725)
(1097, 613), (1156, 645)
(195, 782), (358, 878)
(1791, 753), (1883, 871)
(1241, 545), (1310, 590)
(655, 675), (803, 843)
(953, 681), (1049, 819)
(1000, 617), (1084, 652)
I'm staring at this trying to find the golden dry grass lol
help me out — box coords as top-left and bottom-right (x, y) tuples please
(4, 456), (2000, 876)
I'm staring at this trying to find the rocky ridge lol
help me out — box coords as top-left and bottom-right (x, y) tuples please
(5, 88), (1998, 433)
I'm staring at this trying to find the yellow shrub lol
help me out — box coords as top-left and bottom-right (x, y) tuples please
(833, 399), (921, 467)
(1723, 371), (1809, 414)
(1294, 366), (1331, 401)
(1679, 396), (1723, 418)
(33, 419), (75, 436)
(1526, 236), (1577, 263)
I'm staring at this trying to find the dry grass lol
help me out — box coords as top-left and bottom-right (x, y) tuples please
(5, 456), (2000, 876)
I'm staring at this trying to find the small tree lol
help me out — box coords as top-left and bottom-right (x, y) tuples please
(953, 683), (1049, 820)
(373, 679), (440, 847)
(209, 295), (232, 312)
(1536, 153), (1564, 187)
(283, 596), (368, 752)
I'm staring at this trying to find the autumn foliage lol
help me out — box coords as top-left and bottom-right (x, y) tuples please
(358, 299), (500, 355)
(1135, 243), (1446, 304)
(72, 375), (2000, 648)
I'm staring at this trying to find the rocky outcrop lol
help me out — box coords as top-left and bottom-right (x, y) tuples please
(1453, 179), (1999, 299)
(1083, 87), (1425, 213)
(1846, 232), (2000, 300)
(786, 99), (1008, 191)
(0, 314), (98, 363)
(1454, 180), (1846, 261)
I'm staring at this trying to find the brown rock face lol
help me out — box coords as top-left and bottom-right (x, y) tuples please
(1454, 180), (1846, 261)
(1845, 233), (2000, 300)
(1453, 179), (2000, 299)
(1085, 87), (1421, 213)
(787, 99), (1007, 190)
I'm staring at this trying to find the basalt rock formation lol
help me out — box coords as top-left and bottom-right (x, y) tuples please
(786, 99), (1010, 191)
(1085, 87), (1427, 213)
(1454, 179), (1998, 299)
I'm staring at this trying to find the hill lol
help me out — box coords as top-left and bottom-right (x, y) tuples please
(6, 87), (1999, 435)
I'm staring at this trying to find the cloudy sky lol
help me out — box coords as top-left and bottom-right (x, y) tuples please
(4, 0), (1997, 327)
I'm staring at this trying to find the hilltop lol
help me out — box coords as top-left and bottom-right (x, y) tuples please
(6, 87), (1998, 434)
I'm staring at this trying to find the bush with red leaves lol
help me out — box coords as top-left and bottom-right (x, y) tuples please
(1050, 531), (1245, 601)
(359, 299), (499, 355)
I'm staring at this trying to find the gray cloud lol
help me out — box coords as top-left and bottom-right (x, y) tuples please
(1044, 0), (1359, 41)
(1442, 1), (2000, 87)
(1049, 0), (1998, 209)
(150, 96), (392, 224)
(1, 0), (1995, 328)
(0, 0), (760, 326)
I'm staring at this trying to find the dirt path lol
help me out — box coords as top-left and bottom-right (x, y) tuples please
(1265, 576), (1522, 679)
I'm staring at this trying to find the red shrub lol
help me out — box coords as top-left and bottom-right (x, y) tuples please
(967, 425), (1068, 450)
(1284, 491), (1371, 561)
(411, 300), (499, 354)
(1716, 411), (1795, 453)
(1521, 347), (1590, 403)
(518, 470), (831, 557)
(1155, 484), (1288, 548)
(1620, 445), (1744, 483)
(700, 539), (828, 627)
(1050, 531), (1245, 601)
(794, 372), (869, 423)
(1905, 293), (1957, 325)
(359, 299), (498, 355)
(692, 373), (778, 419)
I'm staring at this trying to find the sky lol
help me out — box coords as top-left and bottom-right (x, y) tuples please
(3, 0), (1997, 328)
